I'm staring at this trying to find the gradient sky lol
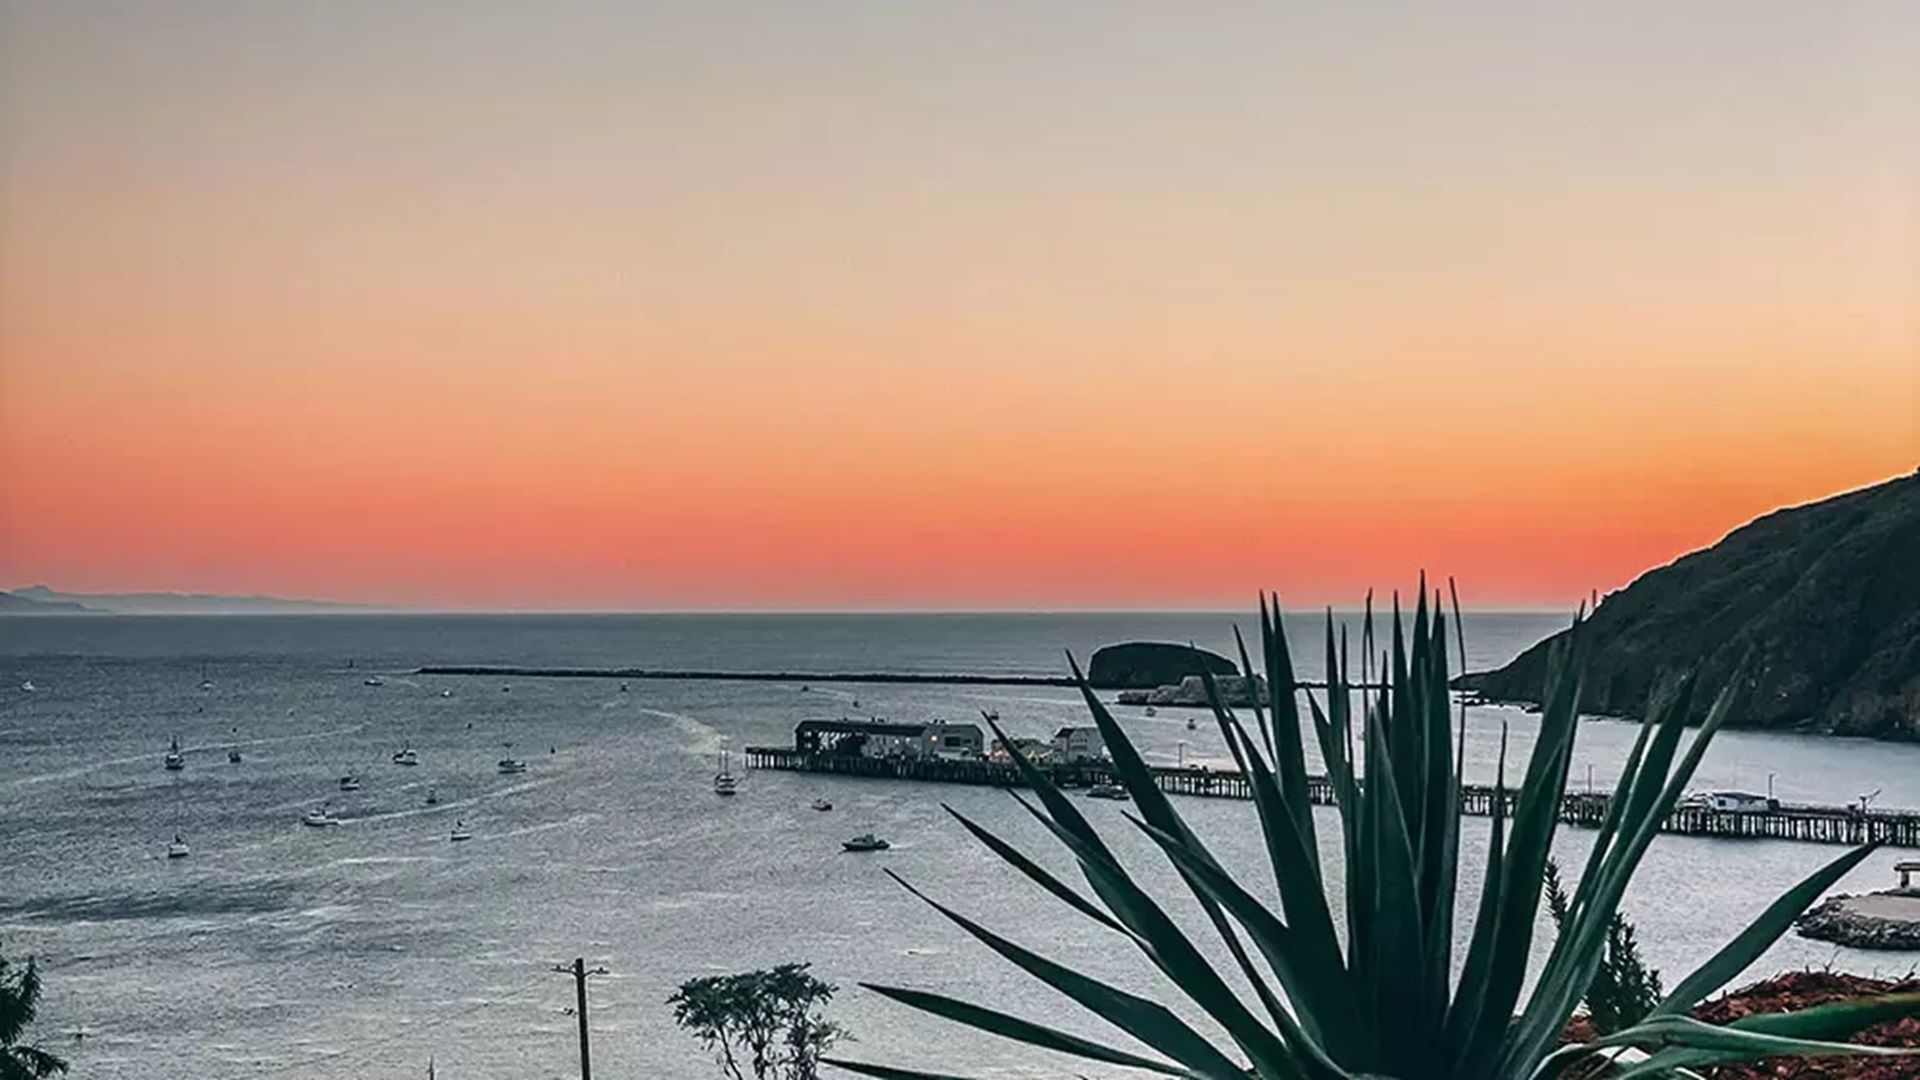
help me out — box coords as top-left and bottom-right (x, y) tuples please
(2, 2), (1916, 610)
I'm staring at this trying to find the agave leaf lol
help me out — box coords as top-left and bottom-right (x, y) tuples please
(1443, 722), (1509, 1066)
(940, 804), (1126, 935)
(1558, 1010), (1920, 1080)
(860, 983), (1198, 1076)
(1653, 843), (1878, 1015)
(823, 1058), (981, 1080)
(882, 870), (1256, 1080)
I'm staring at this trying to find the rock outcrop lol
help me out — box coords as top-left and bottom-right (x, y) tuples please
(1116, 674), (1269, 707)
(1086, 642), (1238, 690)
(1795, 893), (1920, 951)
(1459, 469), (1920, 741)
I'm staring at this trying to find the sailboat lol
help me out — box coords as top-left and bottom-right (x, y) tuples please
(228, 747), (243, 764)
(712, 744), (739, 796)
(339, 772), (362, 792)
(163, 736), (186, 771)
(392, 746), (419, 766)
(449, 820), (473, 842)
(167, 833), (190, 859)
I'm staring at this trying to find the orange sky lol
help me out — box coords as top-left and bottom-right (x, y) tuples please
(2, 2), (1916, 610)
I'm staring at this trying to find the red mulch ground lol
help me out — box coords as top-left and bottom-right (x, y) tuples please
(1688, 971), (1920, 1080)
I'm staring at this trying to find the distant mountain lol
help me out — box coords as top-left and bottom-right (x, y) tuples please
(8, 584), (368, 615)
(0, 589), (98, 614)
(1460, 469), (1920, 741)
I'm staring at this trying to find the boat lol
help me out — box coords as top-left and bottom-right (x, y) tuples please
(363, 676), (385, 687)
(712, 745), (738, 796)
(425, 788), (439, 806)
(1087, 782), (1131, 801)
(227, 748), (243, 764)
(392, 747), (419, 766)
(163, 737), (186, 771)
(497, 758), (528, 775)
(18, 680), (34, 692)
(440, 688), (452, 698)
(1143, 706), (1157, 717)
(842, 833), (890, 852)
(302, 806), (339, 827)
(339, 773), (362, 792)
(449, 821), (473, 842)
(811, 797), (833, 811)
(981, 709), (1000, 722)
(1187, 716), (1198, 731)
(166, 833), (190, 859)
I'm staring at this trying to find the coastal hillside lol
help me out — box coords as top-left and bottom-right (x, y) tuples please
(1461, 468), (1920, 741)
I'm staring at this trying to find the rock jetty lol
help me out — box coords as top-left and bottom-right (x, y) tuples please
(1796, 892), (1920, 951)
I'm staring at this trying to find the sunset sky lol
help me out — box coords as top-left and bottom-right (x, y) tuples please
(2, 2), (1916, 610)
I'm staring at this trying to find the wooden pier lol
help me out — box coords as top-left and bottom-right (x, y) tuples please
(743, 746), (1920, 849)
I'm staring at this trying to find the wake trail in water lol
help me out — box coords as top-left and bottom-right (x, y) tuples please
(2, 725), (369, 790)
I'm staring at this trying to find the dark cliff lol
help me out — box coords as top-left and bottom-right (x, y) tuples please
(1460, 469), (1920, 741)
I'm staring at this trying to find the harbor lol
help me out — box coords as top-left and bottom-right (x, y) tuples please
(746, 731), (1920, 849)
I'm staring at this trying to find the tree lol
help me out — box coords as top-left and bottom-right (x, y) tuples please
(1545, 857), (1663, 1034)
(0, 942), (67, 1080)
(670, 963), (843, 1080)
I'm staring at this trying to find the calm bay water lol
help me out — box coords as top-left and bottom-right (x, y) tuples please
(4, 612), (1919, 1079)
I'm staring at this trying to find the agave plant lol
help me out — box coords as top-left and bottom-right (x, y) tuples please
(826, 589), (1920, 1080)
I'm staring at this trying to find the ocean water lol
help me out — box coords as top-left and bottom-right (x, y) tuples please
(3, 612), (1919, 1080)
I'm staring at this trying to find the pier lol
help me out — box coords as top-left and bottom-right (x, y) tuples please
(742, 747), (1920, 849)
(414, 664), (1369, 692)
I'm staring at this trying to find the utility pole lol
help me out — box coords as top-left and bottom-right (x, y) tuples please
(554, 957), (609, 1080)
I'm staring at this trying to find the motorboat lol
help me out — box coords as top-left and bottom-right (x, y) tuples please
(18, 680), (34, 692)
(842, 833), (890, 852)
(1087, 782), (1131, 801)
(496, 759), (528, 775)
(164, 737), (186, 771)
(811, 797), (833, 811)
(425, 788), (439, 806)
(166, 834), (190, 859)
(1187, 717), (1198, 731)
(339, 773), (362, 792)
(712, 746), (738, 796)
(449, 821), (473, 842)
(1143, 706), (1157, 717)
(227, 748), (243, 764)
(440, 688), (452, 698)
(302, 806), (339, 827)
(363, 676), (385, 687)
(392, 747), (420, 767)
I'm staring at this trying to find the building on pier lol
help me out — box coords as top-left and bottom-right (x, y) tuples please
(794, 718), (984, 760)
(1051, 726), (1108, 763)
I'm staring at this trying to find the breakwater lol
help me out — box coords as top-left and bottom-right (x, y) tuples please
(415, 664), (1364, 691)
(743, 747), (1920, 849)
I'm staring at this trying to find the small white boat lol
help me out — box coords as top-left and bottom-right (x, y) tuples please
(18, 680), (34, 693)
(811, 797), (833, 811)
(1087, 782), (1131, 801)
(425, 788), (439, 806)
(302, 806), (339, 827)
(392, 747), (419, 766)
(1187, 717), (1198, 731)
(363, 676), (385, 687)
(166, 834), (190, 859)
(163, 737), (186, 771)
(1143, 706), (1157, 717)
(339, 773), (362, 792)
(496, 759), (528, 775)
(449, 821), (473, 842)
(713, 746), (738, 796)
(439, 688), (452, 698)
(842, 833), (890, 852)
(227, 748), (243, 764)
(199, 679), (213, 691)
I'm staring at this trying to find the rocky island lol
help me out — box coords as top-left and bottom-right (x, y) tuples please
(1460, 469), (1920, 742)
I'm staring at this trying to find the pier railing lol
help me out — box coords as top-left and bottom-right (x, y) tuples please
(743, 746), (1920, 849)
